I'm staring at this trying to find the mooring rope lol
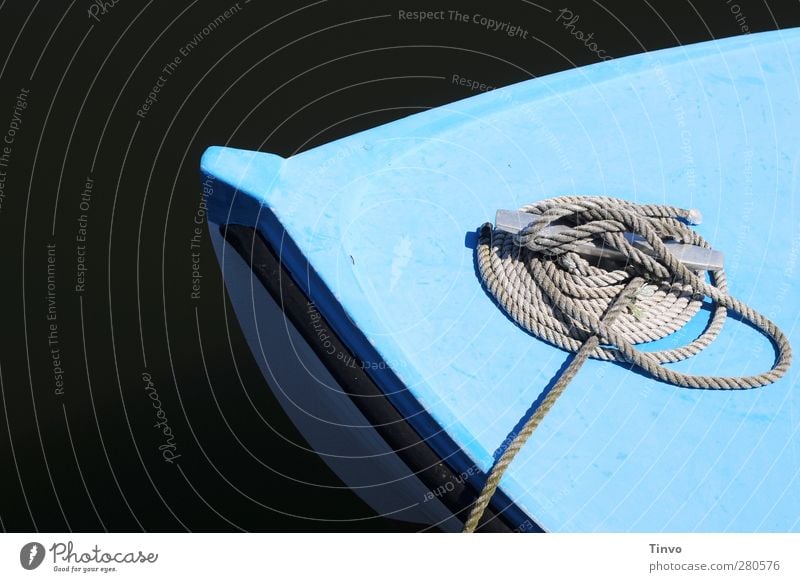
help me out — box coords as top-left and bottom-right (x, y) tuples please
(464, 196), (792, 533)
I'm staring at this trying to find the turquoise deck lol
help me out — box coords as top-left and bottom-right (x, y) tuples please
(202, 29), (800, 532)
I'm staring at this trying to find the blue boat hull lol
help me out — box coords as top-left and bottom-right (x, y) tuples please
(203, 29), (800, 532)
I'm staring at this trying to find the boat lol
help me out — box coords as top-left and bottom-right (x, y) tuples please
(200, 28), (800, 532)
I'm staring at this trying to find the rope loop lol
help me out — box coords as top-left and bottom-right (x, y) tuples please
(465, 196), (792, 533)
(477, 196), (791, 390)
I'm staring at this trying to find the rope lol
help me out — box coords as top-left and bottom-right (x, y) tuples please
(464, 196), (792, 533)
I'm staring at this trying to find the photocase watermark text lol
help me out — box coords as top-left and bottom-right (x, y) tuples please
(87, 0), (121, 23)
(555, 8), (613, 61)
(142, 372), (181, 463)
(306, 302), (394, 371)
(74, 176), (94, 293)
(190, 175), (213, 298)
(47, 242), (65, 396)
(0, 88), (29, 214)
(137, 2), (244, 119)
(50, 540), (157, 565)
(725, 0), (750, 33)
(451, 73), (498, 93)
(398, 9), (530, 39)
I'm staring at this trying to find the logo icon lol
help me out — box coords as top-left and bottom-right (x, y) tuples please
(20, 542), (45, 570)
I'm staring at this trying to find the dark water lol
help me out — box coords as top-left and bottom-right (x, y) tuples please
(0, 0), (798, 532)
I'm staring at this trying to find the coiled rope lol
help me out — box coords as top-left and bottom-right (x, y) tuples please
(464, 196), (791, 533)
